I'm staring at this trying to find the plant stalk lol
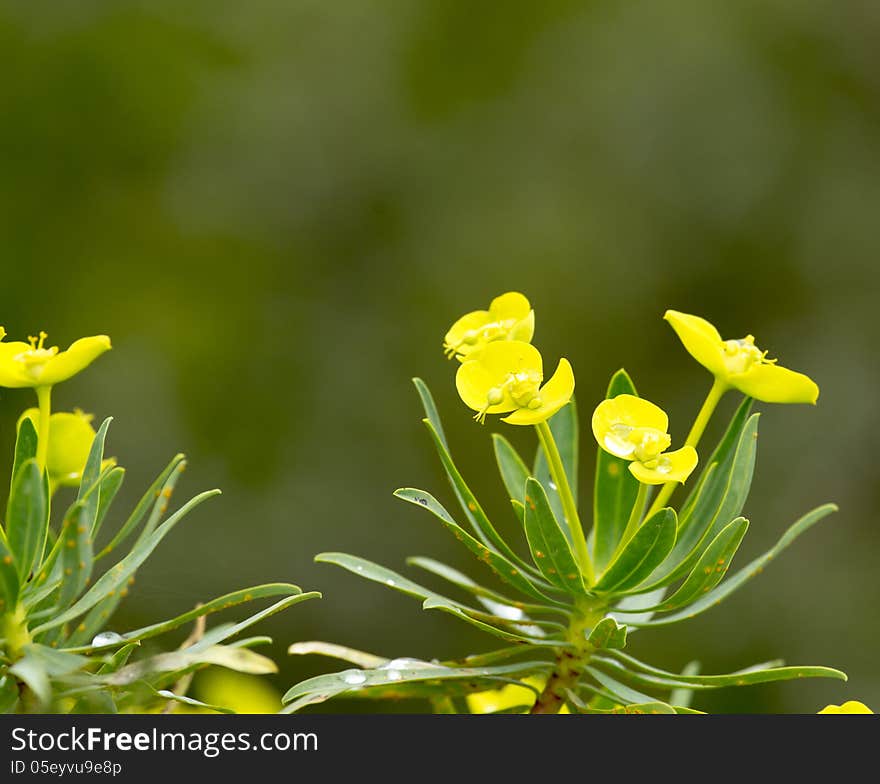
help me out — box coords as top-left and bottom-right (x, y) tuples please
(535, 421), (594, 585)
(647, 377), (727, 516)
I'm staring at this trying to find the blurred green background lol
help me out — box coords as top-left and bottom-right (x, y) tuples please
(2, 0), (878, 713)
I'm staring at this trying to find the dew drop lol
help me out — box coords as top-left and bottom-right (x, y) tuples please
(548, 481), (557, 491)
(385, 579), (396, 586)
(386, 670), (402, 681)
(342, 670), (367, 685)
(91, 632), (124, 647)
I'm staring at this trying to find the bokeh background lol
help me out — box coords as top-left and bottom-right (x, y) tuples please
(1, 0), (878, 713)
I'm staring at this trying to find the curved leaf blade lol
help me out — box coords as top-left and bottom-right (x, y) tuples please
(594, 509), (677, 594)
(523, 478), (586, 594)
(592, 369), (640, 572)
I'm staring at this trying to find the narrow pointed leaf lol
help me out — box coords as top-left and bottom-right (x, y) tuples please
(96, 454), (185, 559)
(422, 597), (566, 647)
(405, 556), (571, 618)
(63, 584), (304, 652)
(422, 420), (536, 574)
(56, 503), (94, 609)
(628, 503), (837, 626)
(394, 489), (561, 603)
(592, 369), (641, 572)
(492, 434), (530, 505)
(93, 467), (125, 540)
(523, 478), (587, 594)
(594, 508), (677, 594)
(534, 401), (579, 533)
(31, 489), (220, 634)
(288, 642), (388, 669)
(6, 459), (47, 581)
(617, 518), (750, 613)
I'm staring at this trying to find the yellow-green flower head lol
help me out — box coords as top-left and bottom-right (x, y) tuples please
(443, 292), (535, 361)
(664, 310), (819, 404)
(456, 340), (574, 426)
(18, 408), (108, 487)
(0, 331), (111, 389)
(818, 701), (874, 714)
(592, 394), (698, 485)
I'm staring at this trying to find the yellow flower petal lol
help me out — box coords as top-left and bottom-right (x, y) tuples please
(443, 292), (534, 360)
(455, 360), (517, 415)
(37, 335), (112, 386)
(628, 445), (698, 485)
(733, 363), (819, 405)
(592, 394), (669, 458)
(0, 334), (111, 389)
(503, 358), (575, 425)
(819, 701), (873, 714)
(0, 342), (36, 387)
(663, 310), (726, 376)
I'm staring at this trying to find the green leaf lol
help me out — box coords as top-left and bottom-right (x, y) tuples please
(315, 552), (556, 636)
(63, 583), (305, 651)
(56, 503), (94, 610)
(150, 688), (235, 714)
(0, 529), (20, 613)
(10, 417), (38, 494)
(588, 617), (628, 650)
(646, 402), (757, 588)
(593, 509), (677, 594)
(0, 673), (19, 714)
(109, 645), (278, 686)
(597, 651), (846, 689)
(611, 702), (678, 714)
(422, 421), (535, 574)
(31, 489), (220, 635)
(393, 489), (561, 603)
(523, 478), (586, 594)
(186, 593), (320, 653)
(6, 459), (48, 581)
(77, 418), (112, 505)
(412, 377), (448, 448)
(9, 656), (51, 707)
(591, 369), (640, 572)
(630, 503), (837, 627)
(421, 597), (568, 647)
(669, 661), (701, 709)
(281, 660), (551, 713)
(93, 467), (125, 540)
(288, 642), (388, 669)
(492, 434), (530, 506)
(96, 453), (185, 560)
(619, 518), (750, 614)
(534, 401), (579, 533)
(585, 666), (658, 705)
(405, 556), (571, 618)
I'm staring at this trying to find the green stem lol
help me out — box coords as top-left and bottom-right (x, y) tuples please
(530, 599), (604, 714)
(647, 378), (727, 517)
(614, 481), (650, 557)
(35, 385), (52, 472)
(535, 420), (594, 586)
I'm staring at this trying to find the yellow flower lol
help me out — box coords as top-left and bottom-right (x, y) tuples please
(443, 292), (535, 361)
(818, 701), (873, 714)
(0, 331), (111, 389)
(467, 676), (569, 714)
(18, 408), (111, 488)
(663, 310), (818, 404)
(592, 394), (698, 485)
(456, 341), (574, 425)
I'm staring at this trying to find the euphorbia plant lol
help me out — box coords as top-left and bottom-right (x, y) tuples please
(0, 328), (319, 714)
(285, 293), (851, 714)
